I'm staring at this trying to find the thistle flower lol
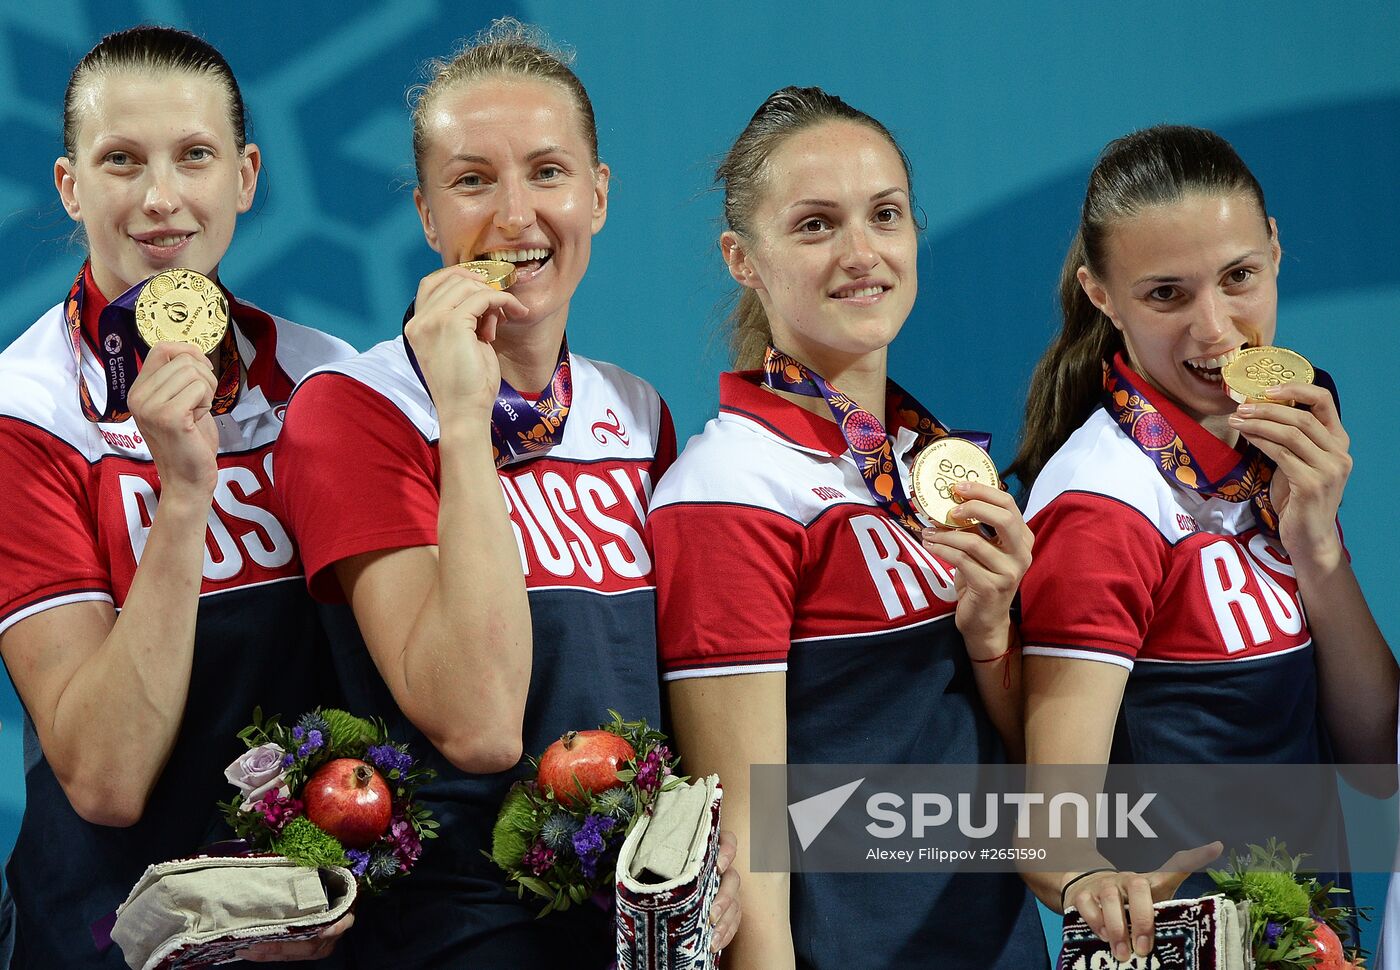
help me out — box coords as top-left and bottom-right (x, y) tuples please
(540, 811), (581, 851)
(367, 847), (402, 881)
(594, 786), (636, 818)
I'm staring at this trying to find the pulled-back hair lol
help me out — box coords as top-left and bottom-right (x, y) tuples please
(409, 17), (598, 185)
(64, 25), (248, 158)
(1007, 125), (1269, 490)
(716, 85), (914, 369)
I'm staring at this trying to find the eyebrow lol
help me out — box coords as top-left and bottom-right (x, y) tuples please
(782, 186), (907, 212)
(447, 145), (572, 166)
(1132, 250), (1266, 287)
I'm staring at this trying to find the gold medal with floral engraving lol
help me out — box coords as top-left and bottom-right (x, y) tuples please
(911, 437), (1001, 529)
(459, 259), (517, 291)
(1221, 346), (1315, 405)
(133, 269), (229, 355)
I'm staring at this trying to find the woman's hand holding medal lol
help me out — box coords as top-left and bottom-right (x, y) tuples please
(403, 262), (528, 424)
(1225, 352), (1350, 571)
(914, 440), (1033, 648)
(127, 341), (221, 495)
(923, 481), (1035, 647)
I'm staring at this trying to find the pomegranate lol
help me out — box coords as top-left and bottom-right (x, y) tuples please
(303, 758), (392, 848)
(537, 730), (636, 806)
(1306, 922), (1346, 970)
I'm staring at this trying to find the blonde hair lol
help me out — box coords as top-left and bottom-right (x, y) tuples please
(409, 18), (598, 184)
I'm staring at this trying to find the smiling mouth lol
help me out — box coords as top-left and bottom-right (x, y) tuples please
(479, 247), (552, 274)
(1184, 345), (1246, 384)
(829, 284), (889, 300)
(134, 232), (194, 249)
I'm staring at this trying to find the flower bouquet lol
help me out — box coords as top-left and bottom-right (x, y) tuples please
(1208, 840), (1366, 969)
(490, 710), (683, 915)
(220, 706), (437, 893)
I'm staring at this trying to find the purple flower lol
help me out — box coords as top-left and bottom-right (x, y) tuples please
(346, 849), (370, 878)
(296, 729), (324, 759)
(522, 841), (556, 876)
(224, 743), (290, 810)
(634, 745), (673, 794)
(571, 814), (617, 880)
(257, 790), (303, 834)
(292, 726), (305, 741)
(1263, 920), (1283, 947)
(387, 818), (422, 869)
(367, 744), (413, 777)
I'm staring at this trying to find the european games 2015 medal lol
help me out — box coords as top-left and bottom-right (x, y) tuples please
(911, 437), (1000, 530)
(133, 269), (229, 355)
(1221, 347), (1315, 405)
(460, 259), (517, 291)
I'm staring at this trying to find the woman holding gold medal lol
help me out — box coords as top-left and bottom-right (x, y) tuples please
(645, 87), (1049, 969)
(0, 25), (354, 968)
(273, 19), (740, 968)
(1012, 125), (1398, 961)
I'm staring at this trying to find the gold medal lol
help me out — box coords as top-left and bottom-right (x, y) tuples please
(911, 437), (1000, 530)
(133, 269), (229, 355)
(460, 259), (517, 291)
(1221, 346), (1315, 405)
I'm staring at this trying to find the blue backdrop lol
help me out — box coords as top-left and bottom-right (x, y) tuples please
(2, 0), (1397, 958)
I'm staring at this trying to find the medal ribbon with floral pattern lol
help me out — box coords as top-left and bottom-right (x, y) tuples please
(1102, 354), (1280, 536)
(401, 304), (572, 468)
(65, 265), (242, 424)
(762, 345), (988, 536)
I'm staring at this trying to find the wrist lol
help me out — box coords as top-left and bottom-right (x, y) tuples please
(959, 614), (1014, 660)
(1284, 534), (1346, 577)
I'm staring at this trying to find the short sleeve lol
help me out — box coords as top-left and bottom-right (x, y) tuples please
(273, 373), (440, 602)
(653, 400), (677, 479)
(648, 500), (805, 679)
(0, 417), (110, 635)
(1020, 492), (1168, 669)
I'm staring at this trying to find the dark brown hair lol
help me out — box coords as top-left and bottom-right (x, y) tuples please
(409, 17), (598, 185)
(64, 25), (248, 158)
(716, 85), (914, 369)
(1007, 125), (1269, 490)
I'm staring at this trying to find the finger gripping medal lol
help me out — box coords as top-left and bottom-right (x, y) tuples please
(459, 259), (517, 291)
(911, 437), (1001, 529)
(1221, 347), (1315, 405)
(133, 268), (230, 354)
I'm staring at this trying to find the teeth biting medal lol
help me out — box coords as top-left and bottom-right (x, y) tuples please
(912, 437), (1001, 529)
(133, 268), (229, 355)
(1221, 346), (1315, 405)
(459, 259), (518, 291)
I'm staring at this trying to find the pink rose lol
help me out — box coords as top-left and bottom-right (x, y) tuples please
(224, 743), (289, 810)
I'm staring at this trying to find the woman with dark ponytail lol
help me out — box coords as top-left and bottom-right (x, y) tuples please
(648, 86), (1048, 969)
(1014, 125), (1396, 961)
(0, 26), (353, 967)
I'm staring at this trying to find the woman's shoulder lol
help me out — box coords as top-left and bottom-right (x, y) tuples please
(1024, 408), (1178, 531)
(651, 409), (811, 520)
(0, 302), (92, 451)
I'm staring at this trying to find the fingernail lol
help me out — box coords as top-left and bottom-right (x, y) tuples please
(1136, 935), (1151, 955)
(1264, 386), (1284, 397)
(1227, 414), (1244, 426)
(1235, 404), (1256, 415)
(1114, 943), (1130, 962)
(953, 482), (971, 497)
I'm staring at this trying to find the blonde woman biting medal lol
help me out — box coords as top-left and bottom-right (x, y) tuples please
(0, 26), (354, 968)
(273, 19), (740, 969)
